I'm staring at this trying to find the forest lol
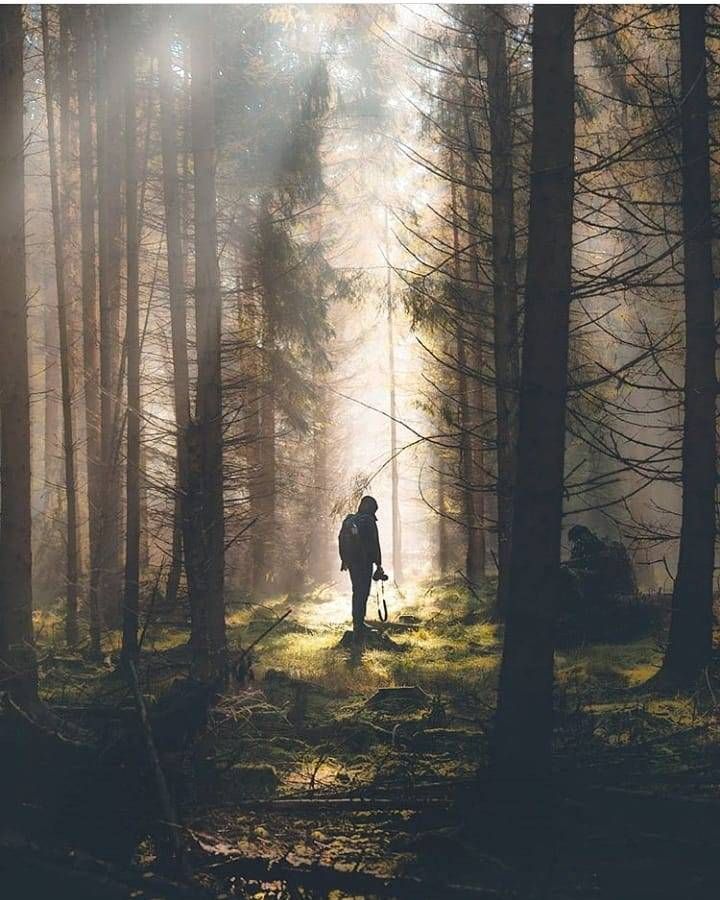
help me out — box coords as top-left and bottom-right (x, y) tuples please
(1, 2), (719, 898)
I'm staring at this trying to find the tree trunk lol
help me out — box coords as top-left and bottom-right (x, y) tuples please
(253, 201), (279, 594)
(494, 5), (575, 782)
(385, 207), (403, 583)
(95, 6), (123, 628)
(41, 6), (79, 648)
(658, 5), (716, 687)
(122, 18), (140, 664)
(256, 320), (277, 593)
(43, 283), (61, 504)
(485, 4), (519, 615)
(310, 388), (332, 583)
(0, 4), (38, 705)
(187, 10), (227, 681)
(70, 4), (102, 655)
(437, 451), (450, 577)
(449, 166), (482, 585)
(158, 11), (190, 609)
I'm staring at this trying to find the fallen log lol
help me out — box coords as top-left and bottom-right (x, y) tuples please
(200, 844), (500, 898)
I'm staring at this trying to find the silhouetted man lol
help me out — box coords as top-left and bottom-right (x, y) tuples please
(338, 495), (387, 638)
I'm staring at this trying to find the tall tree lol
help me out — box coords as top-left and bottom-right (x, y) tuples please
(186, 9), (227, 681)
(494, 5), (576, 780)
(70, 4), (102, 655)
(385, 206), (403, 583)
(122, 15), (140, 663)
(657, 5), (716, 687)
(484, 4), (519, 614)
(95, 6), (124, 626)
(449, 161), (483, 585)
(158, 11), (190, 608)
(41, 6), (79, 647)
(0, 5), (38, 705)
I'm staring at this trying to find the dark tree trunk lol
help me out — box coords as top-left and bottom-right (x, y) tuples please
(461, 168), (487, 585)
(253, 201), (279, 594)
(122, 19), (140, 664)
(43, 279), (61, 504)
(158, 11), (190, 609)
(485, 4), (519, 615)
(449, 165), (482, 585)
(41, 6), (79, 648)
(70, 5), (102, 655)
(437, 451), (450, 577)
(187, 10), (227, 681)
(659, 5), (716, 687)
(95, 7), (124, 628)
(310, 390), (332, 583)
(256, 320), (277, 593)
(385, 207), (403, 583)
(0, 5), (38, 706)
(494, 5), (575, 781)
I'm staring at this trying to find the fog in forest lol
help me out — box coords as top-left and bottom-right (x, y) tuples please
(2, 4), (720, 897)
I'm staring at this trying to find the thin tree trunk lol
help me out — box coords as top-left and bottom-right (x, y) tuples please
(658, 5), (716, 687)
(187, 9), (227, 681)
(122, 18), (140, 664)
(95, 7), (123, 628)
(256, 312), (277, 592)
(43, 281), (61, 504)
(461, 172), (487, 584)
(70, 4), (102, 655)
(0, 4), (38, 705)
(385, 206), (403, 583)
(311, 389), (332, 582)
(485, 4), (519, 615)
(449, 165), (482, 585)
(253, 201), (278, 594)
(41, 6), (79, 648)
(494, 5), (575, 781)
(158, 11), (190, 608)
(437, 451), (450, 577)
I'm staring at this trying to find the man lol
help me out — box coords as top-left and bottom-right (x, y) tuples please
(338, 495), (387, 638)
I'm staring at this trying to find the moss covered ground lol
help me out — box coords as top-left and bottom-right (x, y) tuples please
(30, 577), (720, 898)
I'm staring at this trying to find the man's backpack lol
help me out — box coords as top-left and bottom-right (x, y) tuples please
(339, 513), (364, 566)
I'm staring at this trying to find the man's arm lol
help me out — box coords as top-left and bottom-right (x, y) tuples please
(370, 520), (382, 567)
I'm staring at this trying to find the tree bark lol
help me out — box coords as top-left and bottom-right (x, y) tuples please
(122, 16), (140, 664)
(449, 163), (482, 585)
(41, 6), (80, 648)
(253, 201), (279, 594)
(485, 4), (519, 615)
(437, 450), (450, 576)
(95, 6), (124, 628)
(70, 4), (102, 655)
(385, 206), (403, 583)
(187, 10), (227, 681)
(658, 5), (716, 687)
(158, 11), (190, 609)
(494, 5), (575, 781)
(0, 4), (38, 705)
(43, 283), (61, 503)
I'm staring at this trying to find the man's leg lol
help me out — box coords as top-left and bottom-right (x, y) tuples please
(350, 566), (372, 637)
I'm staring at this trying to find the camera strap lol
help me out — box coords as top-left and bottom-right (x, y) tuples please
(377, 581), (388, 622)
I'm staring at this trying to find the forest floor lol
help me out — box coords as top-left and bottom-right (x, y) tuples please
(15, 578), (720, 898)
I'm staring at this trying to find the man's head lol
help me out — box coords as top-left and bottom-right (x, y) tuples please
(357, 495), (378, 516)
(568, 524), (592, 545)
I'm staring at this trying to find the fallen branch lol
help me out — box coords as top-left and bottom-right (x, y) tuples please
(127, 659), (184, 868)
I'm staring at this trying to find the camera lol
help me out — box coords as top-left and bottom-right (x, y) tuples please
(373, 566), (389, 582)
